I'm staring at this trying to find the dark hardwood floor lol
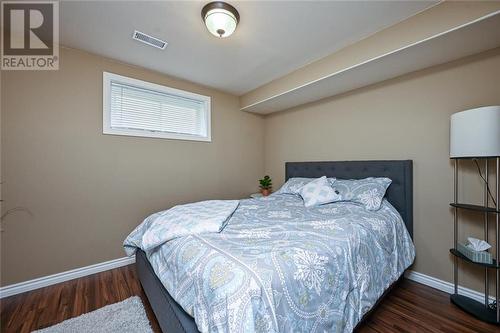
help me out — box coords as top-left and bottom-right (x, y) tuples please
(1, 265), (498, 333)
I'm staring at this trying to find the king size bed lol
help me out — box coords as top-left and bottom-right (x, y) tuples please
(126, 160), (414, 333)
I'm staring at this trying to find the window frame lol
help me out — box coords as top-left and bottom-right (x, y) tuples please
(102, 72), (211, 142)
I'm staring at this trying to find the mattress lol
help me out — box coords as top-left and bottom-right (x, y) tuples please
(130, 194), (415, 333)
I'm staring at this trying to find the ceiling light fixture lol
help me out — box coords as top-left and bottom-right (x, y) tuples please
(201, 1), (240, 38)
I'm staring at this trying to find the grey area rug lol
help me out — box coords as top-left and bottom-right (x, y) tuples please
(33, 296), (153, 333)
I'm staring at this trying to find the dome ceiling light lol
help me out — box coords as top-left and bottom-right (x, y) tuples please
(201, 2), (240, 38)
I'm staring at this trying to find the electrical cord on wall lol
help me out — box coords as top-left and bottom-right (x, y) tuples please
(0, 207), (34, 232)
(473, 159), (497, 206)
(473, 159), (498, 310)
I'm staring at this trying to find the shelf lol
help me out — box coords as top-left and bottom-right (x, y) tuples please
(450, 249), (499, 269)
(450, 156), (500, 160)
(241, 12), (500, 114)
(450, 203), (499, 213)
(450, 294), (499, 325)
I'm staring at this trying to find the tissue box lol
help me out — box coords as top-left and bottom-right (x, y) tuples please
(457, 242), (493, 264)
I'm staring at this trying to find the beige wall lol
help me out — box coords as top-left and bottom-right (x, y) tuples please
(264, 47), (500, 293)
(0, 47), (264, 285)
(1, 35), (499, 296)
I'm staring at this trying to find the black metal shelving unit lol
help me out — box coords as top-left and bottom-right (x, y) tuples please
(450, 157), (500, 325)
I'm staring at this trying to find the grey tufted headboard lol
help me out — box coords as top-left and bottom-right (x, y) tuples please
(285, 160), (413, 238)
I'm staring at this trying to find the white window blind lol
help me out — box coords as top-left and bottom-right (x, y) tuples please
(103, 72), (211, 141)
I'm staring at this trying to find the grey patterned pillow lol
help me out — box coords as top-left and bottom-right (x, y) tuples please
(329, 177), (392, 211)
(299, 176), (341, 207)
(274, 178), (315, 195)
(274, 177), (336, 195)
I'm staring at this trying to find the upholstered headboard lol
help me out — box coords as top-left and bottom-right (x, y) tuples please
(285, 160), (413, 238)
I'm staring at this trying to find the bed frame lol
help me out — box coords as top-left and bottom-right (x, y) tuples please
(136, 160), (413, 333)
(285, 160), (413, 238)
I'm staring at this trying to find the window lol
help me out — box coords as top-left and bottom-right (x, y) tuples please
(103, 72), (211, 142)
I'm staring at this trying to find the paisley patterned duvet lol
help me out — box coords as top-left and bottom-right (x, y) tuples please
(126, 194), (415, 333)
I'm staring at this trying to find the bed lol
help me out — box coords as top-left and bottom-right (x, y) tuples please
(132, 160), (414, 333)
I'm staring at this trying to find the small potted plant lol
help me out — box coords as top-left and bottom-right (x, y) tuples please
(259, 175), (272, 196)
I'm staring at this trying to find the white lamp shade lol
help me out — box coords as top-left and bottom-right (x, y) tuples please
(450, 106), (500, 158)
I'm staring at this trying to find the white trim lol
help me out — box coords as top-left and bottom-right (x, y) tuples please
(0, 256), (135, 299)
(102, 71), (211, 142)
(405, 270), (495, 303)
(240, 10), (500, 113)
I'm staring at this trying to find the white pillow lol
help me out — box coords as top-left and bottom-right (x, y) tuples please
(299, 176), (341, 207)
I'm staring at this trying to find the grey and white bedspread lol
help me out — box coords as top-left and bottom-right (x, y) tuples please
(124, 194), (415, 333)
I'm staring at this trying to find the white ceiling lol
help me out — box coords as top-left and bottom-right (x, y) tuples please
(60, 1), (437, 95)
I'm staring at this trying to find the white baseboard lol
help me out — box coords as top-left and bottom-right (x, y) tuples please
(0, 256), (135, 299)
(0, 258), (493, 304)
(405, 270), (495, 303)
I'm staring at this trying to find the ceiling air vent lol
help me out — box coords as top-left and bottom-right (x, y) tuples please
(132, 30), (167, 50)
